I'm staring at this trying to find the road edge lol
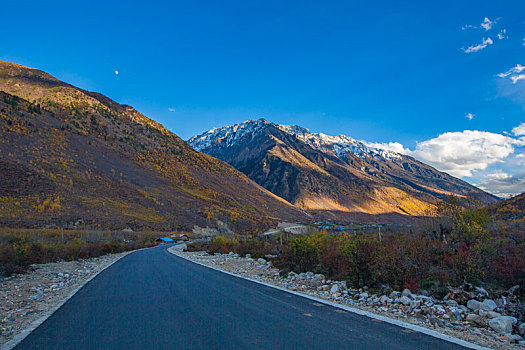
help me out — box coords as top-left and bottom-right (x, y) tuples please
(168, 246), (491, 350)
(1, 249), (137, 350)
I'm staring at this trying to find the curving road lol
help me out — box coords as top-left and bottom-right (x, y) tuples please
(14, 245), (472, 349)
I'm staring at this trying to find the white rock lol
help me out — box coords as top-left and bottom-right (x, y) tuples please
(401, 289), (413, 298)
(489, 316), (516, 333)
(380, 295), (391, 305)
(359, 292), (369, 299)
(330, 284), (341, 295)
(398, 296), (411, 306)
(481, 299), (497, 311)
(446, 300), (458, 307)
(319, 285), (330, 291)
(390, 291), (401, 298)
(467, 299), (482, 311)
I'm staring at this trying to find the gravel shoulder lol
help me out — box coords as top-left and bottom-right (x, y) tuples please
(169, 244), (524, 350)
(0, 251), (130, 348)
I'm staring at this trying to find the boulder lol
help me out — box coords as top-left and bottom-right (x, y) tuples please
(380, 295), (391, 305)
(398, 296), (411, 306)
(390, 291), (401, 298)
(359, 292), (369, 299)
(481, 299), (497, 311)
(467, 299), (482, 311)
(488, 316), (516, 334)
(401, 289), (413, 298)
(445, 299), (458, 307)
(330, 284), (341, 295)
(257, 258), (267, 265)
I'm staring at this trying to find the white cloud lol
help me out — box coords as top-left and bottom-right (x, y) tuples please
(510, 75), (525, 84)
(481, 17), (494, 31)
(365, 141), (409, 154)
(368, 124), (525, 196)
(462, 17), (497, 31)
(168, 108), (176, 112)
(462, 24), (476, 30)
(497, 29), (507, 40)
(114, 70), (119, 75)
(462, 37), (493, 53)
(523, 38), (525, 46)
(497, 64), (525, 78)
(513, 123), (525, 136)
(497, 64), (525, 84)
(465, 113), (474, 120)
(408, 130), (518, 177)
(486, 171), (511, 179)
(478, 173), (525, 198)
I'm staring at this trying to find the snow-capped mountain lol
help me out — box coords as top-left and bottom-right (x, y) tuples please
(189, 119), (268, 152)
(190, 118), (401, 161)
(188, 119), (497, 220)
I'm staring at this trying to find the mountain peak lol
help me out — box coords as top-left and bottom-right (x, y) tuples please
(188, 118), (270, 152)
(190, 119), (403, 162)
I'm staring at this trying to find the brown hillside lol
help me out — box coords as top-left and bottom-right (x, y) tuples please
(0, 61), (308, 232)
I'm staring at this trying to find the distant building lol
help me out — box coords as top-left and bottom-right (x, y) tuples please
(156, 237), (174, 245)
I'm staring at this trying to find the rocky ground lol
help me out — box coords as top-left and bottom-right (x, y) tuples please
(170, 244), (525, 350)
(0, 252), (128, 347)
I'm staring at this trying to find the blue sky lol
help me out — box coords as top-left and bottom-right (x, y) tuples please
(1, 0), (524, 196)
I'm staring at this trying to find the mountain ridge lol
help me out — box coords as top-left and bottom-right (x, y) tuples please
(189, 119), (498, 219)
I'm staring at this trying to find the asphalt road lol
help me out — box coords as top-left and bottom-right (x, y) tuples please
(15, 245), (471, 350)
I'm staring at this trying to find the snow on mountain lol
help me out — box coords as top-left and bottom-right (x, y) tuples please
(189, 119), (403, 161)
(188, 119), (268, 152)
(277, 124), (403, 161)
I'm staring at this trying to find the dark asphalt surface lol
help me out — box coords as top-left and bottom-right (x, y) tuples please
(15, 244), (470, 350)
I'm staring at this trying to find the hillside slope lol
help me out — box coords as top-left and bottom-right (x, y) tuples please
(189, 119), (498, 219)
(489, 192), (525, 224)
(0, 61), (308, 231)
